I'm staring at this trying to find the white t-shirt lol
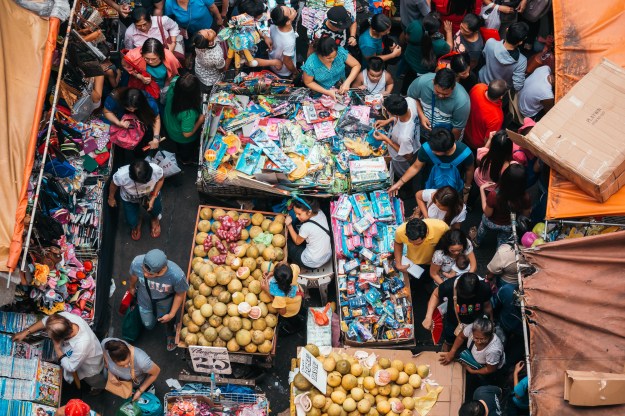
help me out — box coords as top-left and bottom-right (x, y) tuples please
(421, 189), (467, 225)
(113, 163), (164, 202)
(300, 211), (332, 268)
(463, 323), (506, 369)
(518, 65), (554, 118)
(269, 25), (297, 77)
(42, 312), (104, 381)
(388, 97), (420, 177)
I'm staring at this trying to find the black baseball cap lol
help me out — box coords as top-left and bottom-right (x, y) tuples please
(327, 6), (352, 30)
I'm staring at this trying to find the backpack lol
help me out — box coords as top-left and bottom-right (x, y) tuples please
(109, 113), (146, 150)
(135, 392), (163, 416)
(423, 142), (472, 193)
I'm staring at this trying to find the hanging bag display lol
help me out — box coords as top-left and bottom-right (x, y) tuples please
(104, 346), (137, 398)
(109, 114), (146, 150)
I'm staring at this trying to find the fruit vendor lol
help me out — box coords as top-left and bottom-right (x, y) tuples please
(260, 263), (303, 319)
(394, 217), (449, 272)
(128, 249), (189, 351)
(286, 197), (333, 270)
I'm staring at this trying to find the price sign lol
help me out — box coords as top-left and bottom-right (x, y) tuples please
(299, 348), (327, 394)
(188, 346), (232, 375)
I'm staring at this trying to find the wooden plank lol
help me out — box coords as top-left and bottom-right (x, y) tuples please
(178, 373), (255, 386)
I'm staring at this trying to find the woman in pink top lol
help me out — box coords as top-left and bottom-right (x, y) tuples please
(474, 130), (513, 188)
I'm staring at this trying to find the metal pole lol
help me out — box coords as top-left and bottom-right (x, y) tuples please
(510, 212), (533, 415)
(20, 0), (79, 271)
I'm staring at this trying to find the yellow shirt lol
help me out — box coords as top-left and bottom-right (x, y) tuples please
(395, 219), (449, 265)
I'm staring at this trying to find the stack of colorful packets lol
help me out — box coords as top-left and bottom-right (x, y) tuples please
(331, 192), (414, 343)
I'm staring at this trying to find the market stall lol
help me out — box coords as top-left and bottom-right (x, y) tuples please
(290, 346), (465, 415)
(176, 205), (290, 366)
(197, 73), (390, 199)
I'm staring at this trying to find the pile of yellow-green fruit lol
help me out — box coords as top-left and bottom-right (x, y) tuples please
(293, 345), (431, 416)
(179, 207), (287, 353)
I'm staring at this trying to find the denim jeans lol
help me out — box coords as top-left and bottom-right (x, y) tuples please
(139, 298), (176, 337)
(122, 194), (162, 228)
(477, 214), (512, 248)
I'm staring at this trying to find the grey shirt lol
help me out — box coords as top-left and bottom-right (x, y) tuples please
(400, 0), (431, 30)
(101, 338), (154, 386)
(130, 256), (189, 310)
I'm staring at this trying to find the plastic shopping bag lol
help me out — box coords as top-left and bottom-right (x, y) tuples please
(146, 150), (182, 178)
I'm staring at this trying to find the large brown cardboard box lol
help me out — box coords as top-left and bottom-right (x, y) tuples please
(507, 59), (625, 202)
(564, 370), (625, 406)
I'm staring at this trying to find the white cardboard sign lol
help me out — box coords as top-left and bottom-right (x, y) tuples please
(299, 348), (327, 394)
(188, 346), (232, 375)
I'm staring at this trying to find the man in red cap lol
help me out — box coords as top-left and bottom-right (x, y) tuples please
(55, 399), (98, 416)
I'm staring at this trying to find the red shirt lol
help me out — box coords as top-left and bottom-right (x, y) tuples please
(465, 83), (503, 149)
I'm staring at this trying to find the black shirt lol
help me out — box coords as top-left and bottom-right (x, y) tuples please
(473, 386), (503, 415)
(438, 276), (491, 327)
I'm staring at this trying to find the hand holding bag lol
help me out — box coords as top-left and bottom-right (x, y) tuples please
(109, 114), (146, 150)
(122, 49), (161, 100)
(452, 277), (465, 337)
(145, 150), (181, 178)
(104, 345), (137, 398)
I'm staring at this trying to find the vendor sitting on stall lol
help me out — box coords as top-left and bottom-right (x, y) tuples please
(13, 313), (106, 394)
(285, 197), (332, 270)
(302, 36), (361, 100)
(128, 249), (189, 351)
(108, 159), (165, 241)
(260, 263), (303, 319)
(394, 217), (449, 274)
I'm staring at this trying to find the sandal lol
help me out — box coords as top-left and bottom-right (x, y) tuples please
(167, 336), (176, 351)
(150, 219), (161, 238)
(468, 226), (479, 248)
(131, 225), (142, 241)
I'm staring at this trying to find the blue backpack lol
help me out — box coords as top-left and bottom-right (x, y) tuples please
(423, 142), (472, 193)
(136, 392), (163, 416)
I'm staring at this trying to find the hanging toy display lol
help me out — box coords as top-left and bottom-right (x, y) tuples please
(218, 14), (262, 69)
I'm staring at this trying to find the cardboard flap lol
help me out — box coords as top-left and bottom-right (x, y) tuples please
(564, 370), (625, 406)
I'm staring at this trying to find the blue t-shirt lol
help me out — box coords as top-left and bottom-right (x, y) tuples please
(269, 278), (297, 298)
(165, 0), (215, 35)
(103, 90), (159, 123)
(359, 30), (382, 59)
(513, 376), (529, 409)
(302, 47), (349, 90)
(146, 63), (167, 88)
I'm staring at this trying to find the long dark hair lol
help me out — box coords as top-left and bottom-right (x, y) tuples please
(104, 339), (131, 363)
(273, 264), (293, 295)
(117, 87), (156, 126)
(497, 163), (528, 210)
(172, 73), (202, 115)
(421, 12), (442, 72)
(141, 38), (166, 64)
(432, 186), (463, 225)
(435, 229), (469, 255)
(479, 131), (513, 182)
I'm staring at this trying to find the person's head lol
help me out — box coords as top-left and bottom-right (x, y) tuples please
(240, 0), (267, 19)
(129, 159), (154, 184)
(192, 29), (218, 49)
(479, 130), (512, 182)
(326, 6), (352, 31)
(366, 56), (385, 82)
(315, 36), (339, 64)
(505, 22), (529, 46)
(432, 186), (464, 225)
(383, 94), (408, 117)
(292, 197), (320, 222)
(63, 399), (92, 416)
(456, 272), (481, 298)
(104, 339), (132, 366)
(132, 7), (152, 33)
(273, 264), (294, 295)
(118, 88), (156, 126)
(455, 253), (470, 270)
(428, 127), (456, 154)
(143, 249), (168, 276)
(172, 73), (202, 115)
(498, 163), (528, 204)
(405, 218), (428, 245)
(471, 317), (495, 348)
(460, 13), (483, 37)
(487, 79), (508, 101)
(370, 13), (392, 36)
(435, 228), (469, 258)
(141, 38), (166, 67)
(458, 400), (486, 416)
(450, 53), (471, 80)
(433, 68), (457, 98)
(421, 12), (442, 71)
(271, 4), (297, 27)
(45, 313), (74, 343)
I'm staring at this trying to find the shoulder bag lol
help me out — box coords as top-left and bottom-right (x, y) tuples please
(104, 345), (137, 398)
(109, 114), (146, 150)
(452, 277), (465, 336)
(157, 17), (185, 64)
